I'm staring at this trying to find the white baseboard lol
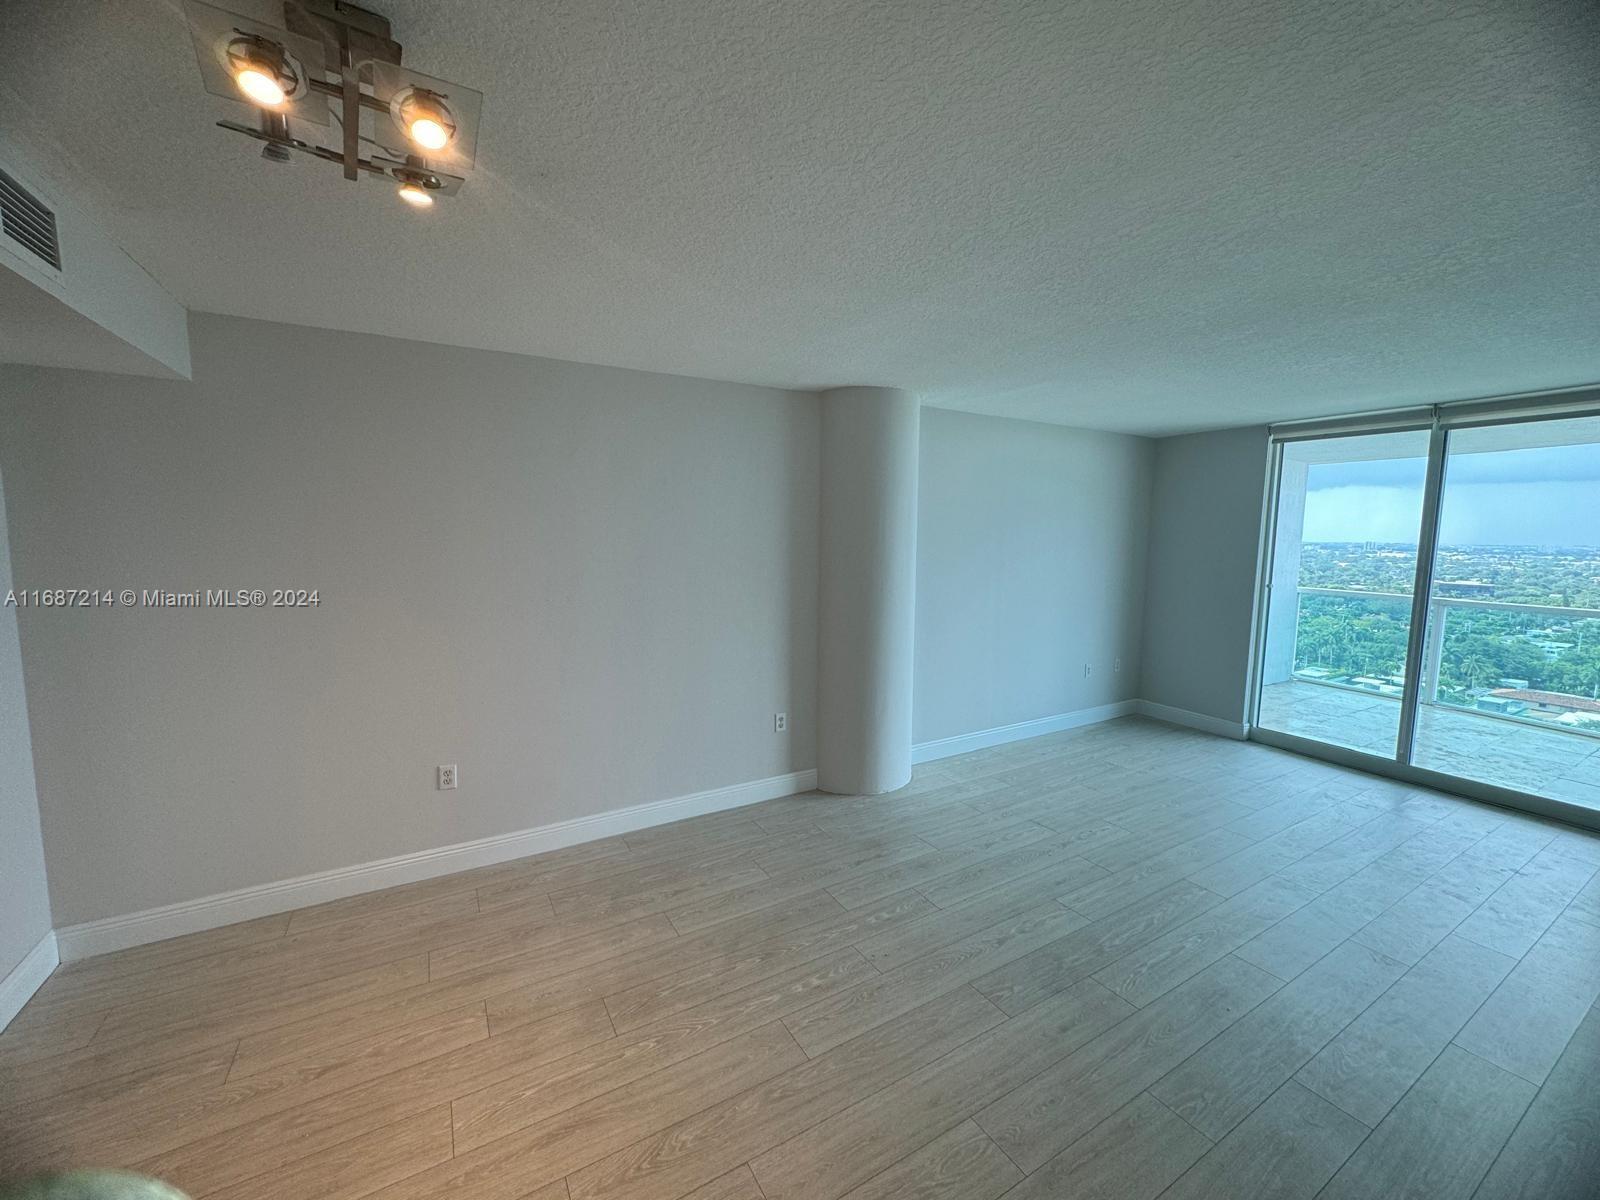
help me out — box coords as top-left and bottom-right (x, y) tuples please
(1136, 699), (1249, 740)
(912, 700), (1139, 764)
(1, 931), (58, 1031)
(48, 700), (1253, 962)
(54, 768), (817, 962)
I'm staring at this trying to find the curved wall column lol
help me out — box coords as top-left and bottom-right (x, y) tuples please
(816, 387), (919, 795)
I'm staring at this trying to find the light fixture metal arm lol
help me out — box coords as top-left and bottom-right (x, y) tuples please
(339, 62), (361, 180)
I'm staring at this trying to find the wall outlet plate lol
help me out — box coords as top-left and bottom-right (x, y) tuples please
(438, 764), (458, 790)
(774, 712), (788, 732)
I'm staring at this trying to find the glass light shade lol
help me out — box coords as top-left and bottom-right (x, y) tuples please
(372, 62), (482, 169)
(185, 0), (330, 125)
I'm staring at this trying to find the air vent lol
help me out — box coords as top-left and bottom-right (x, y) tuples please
(0, 167), (62, 271)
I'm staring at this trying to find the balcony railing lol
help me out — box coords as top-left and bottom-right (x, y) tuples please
(1281, 585), (1600, 739)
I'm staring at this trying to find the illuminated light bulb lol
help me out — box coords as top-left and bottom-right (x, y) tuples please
(235, 66), (287, 107)
(398, 181), (434, 207)
(408, 116), (450, 151)
(398, 89), (455, 152)
(226, 37), (294, 109)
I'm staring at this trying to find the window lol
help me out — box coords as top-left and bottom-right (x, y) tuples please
(1253, 402), (1600, 824)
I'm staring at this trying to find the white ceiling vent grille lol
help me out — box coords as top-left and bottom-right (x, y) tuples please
(0, 167), (62, 271)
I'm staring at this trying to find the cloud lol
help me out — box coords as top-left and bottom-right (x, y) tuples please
(1308, 443), (1600, 490)
(1302, 481), (1600, 547)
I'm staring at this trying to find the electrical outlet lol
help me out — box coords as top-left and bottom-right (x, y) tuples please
(774, 712), (788, 732)
(1114, 657), (1123, 673)
(1083, 663), (1093, 678)
(437, 764), (458, 790)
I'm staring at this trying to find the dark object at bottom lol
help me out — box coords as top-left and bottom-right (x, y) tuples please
(0, 1172), (190, 1200)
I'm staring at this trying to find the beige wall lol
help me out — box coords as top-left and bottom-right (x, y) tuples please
(1139, 425), (1270, 729)
(913, 407), (1153, 744)
(0, 314), (819, 925)
(1, 319), (1218, 932)
(0, 466), (52, 980)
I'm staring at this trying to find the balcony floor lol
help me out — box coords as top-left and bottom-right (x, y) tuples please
(1259, 679), (1600, 813)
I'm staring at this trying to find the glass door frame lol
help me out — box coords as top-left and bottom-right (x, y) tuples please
(1247, 388), (1600, 835)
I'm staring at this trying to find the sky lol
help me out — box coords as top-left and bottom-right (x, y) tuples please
(1300, 442), (1600, 547)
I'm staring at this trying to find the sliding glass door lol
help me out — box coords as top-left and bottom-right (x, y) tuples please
(1257, 431), (1432, 757)
(1409, 417), (1600, 808)
(1253, 401), (1600, 826)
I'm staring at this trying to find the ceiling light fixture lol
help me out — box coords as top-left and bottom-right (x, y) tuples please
(184, 0), (484, 208)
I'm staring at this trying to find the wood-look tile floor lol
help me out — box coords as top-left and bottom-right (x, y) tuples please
(4, 716), (1598, 1200)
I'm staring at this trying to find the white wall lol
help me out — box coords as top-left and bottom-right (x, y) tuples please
(1139, 425), (1269, 731)
(0, 128), (191, 379)
(0, 314), (818, 926)
(913, 407), (1152, 745)
(0, 466), (53, 984)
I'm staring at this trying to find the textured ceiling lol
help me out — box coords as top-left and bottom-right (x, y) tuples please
(2, 0), (1598, 435)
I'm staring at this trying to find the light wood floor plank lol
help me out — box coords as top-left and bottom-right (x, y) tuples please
(452, 948), (875, 1153)
(860, 857), (1102, 972)
(89, 953), (433, 1053)
(486, 889), (930, 1036)
(0, 1041), (239, 1169)
(1060, 827), (1252, 921)
(6, 717), (1598, 1200)
(1472, 999), (1600, 1199)
(1157, 1079), (1365, 1199)
(750, 977), (1129, 1200)
(836, 1121), (1019, 1200)
(913, 826), (1118, 910)
(999, 1091), (1209, 1200)
(206, 1105), (454, 1200)
(1149, 938), (1405, 1141)
(973, 954), (1281, 1172)
(680, 1165), (766, 1200)
(1231, 898), (1365, 982)
(133, 1002), (615, 1197)
(224, 918), (670, 1078)
(1319, 1045), (1536, 1200)
(822, 823), (1059, 913)
(1454, 912), (1600, 1084)
(371, 1022), (806, 1200)
(27, 913), (295, 1010)
(1089, 874), (1317, 1007)
(1452, 848), (1598, 958)
(973, 879), (1222, 1015)
(1183, 810), (1372, 899)
(782, 902), (1082, 1056)
(1294, 932), (1515, 1127)
(564, 987), (1004, 1200)
(5, 1001), (490, 1168)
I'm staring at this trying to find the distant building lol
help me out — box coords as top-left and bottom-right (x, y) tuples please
(1475, 695), (1527, 716)
(1530, 640), (1575, 661)
(1435, 580), (1494, 597)
(1488, 689), (1600, 716)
